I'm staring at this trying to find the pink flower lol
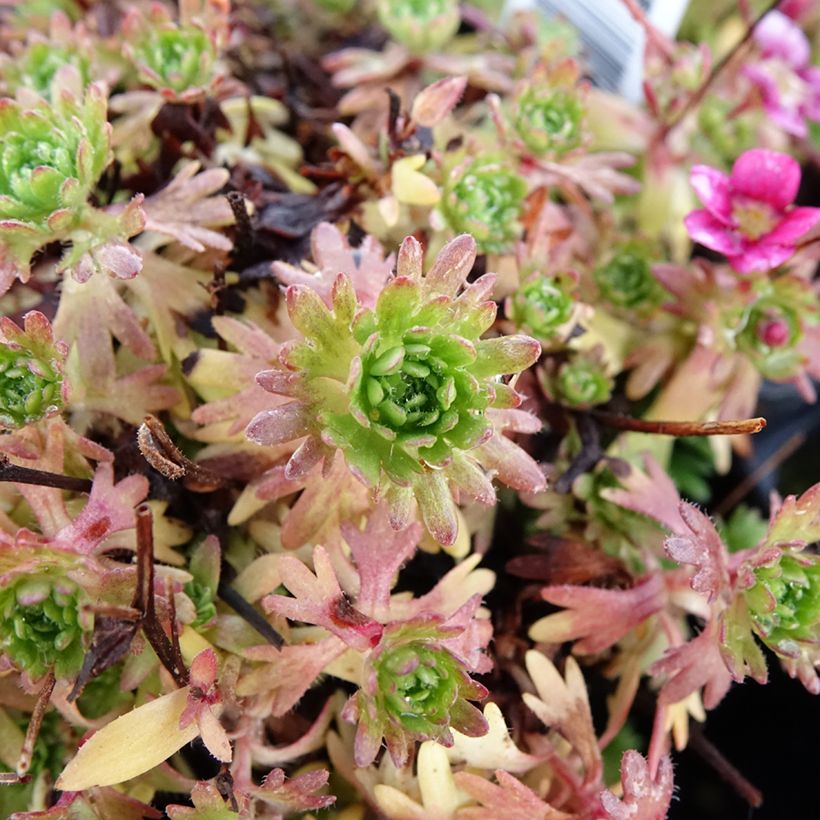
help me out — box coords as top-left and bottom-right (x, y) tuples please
(684, 149), (820, 273)
(744, 11), (820, 137)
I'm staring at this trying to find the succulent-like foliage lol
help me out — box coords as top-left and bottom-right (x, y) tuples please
(376, 0), (460, 54)
(440, 158), (526, 254)
(744, 549), (819, 653)
(548, 350), (613, 408)
(122, 0), (229, 102)
(513, 63), (586, 156)
(594, 245), (663, 311)
(508, 272), (577, 342)
(0, 311), (67, 429)
(0, 574), (89, 679)
(0, 82), (143, 291)
(248, 234), (543, 544)
(347, 620), (489, 767)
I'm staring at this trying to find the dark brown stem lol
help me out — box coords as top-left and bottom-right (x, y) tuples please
(589, 411), (767, 437)
(226, 191), (254, 258)
(689, 726), (763, 809)
(0, 455), (93, 493)
(137, 415), (225, 491)
(218, 581), (284, 649)
(16, 670), (56, 777)
(659, 0), (782, 138)
(135, 504), (189, 687)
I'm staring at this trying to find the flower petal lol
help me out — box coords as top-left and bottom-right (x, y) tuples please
(728, 242), (795, 273)
(689, 164), (732, 222)
(764, 206), (820, 245)
(730, 149), (800, 211)
(684, 209), (743, 255)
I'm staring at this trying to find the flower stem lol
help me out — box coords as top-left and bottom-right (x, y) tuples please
(589, 411), (767, 436)
(689, 726), (763, 808)
(0, 455), (93, 493)
(659, 0), (783, 138)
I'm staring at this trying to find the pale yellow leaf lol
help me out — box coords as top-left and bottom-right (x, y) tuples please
(56, 687), (197, 790)
(392, 155), (441, 206)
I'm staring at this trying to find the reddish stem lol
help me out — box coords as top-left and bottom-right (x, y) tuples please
(16, 670), (56, 777)
(590, 411), (766, 436)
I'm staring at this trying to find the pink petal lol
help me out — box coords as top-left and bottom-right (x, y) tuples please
(754, 11), (810, 68)
(764, 206), (820, 244)
(689, 165), (732, 222)
(684, 210), (743, 255)
(728, 241), (795, 273)
(730, 149), (800, 211)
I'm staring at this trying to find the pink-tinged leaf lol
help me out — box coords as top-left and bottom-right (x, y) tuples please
(424, 234), (476, 297)
(684, 209), (743, 255)
(476, 433), (546, 493)
(397, 234), (424, 279)
(341, 505), (421, 619)
(239, 637), (347, 716)
(246, 402), (309, 446)
(717, 597), (769, 685)
(689, 164), (732, 222)
(473, 335), (541, 377)
(531, 574), (665, 654)
(448, 452), (496, 505)
(599, 751), (674, 820)
(52, 463), (148, 555)
(651, 622), (734, 709)
(487, 408), (542, 434)
(765, 483), (820, 547)
(602, 455), (689, 534)
(285, 435), (326, 480)
(730, 148), (800, 211)
(411, 75), (467, 127)
(331, 122), (379, 173)
(664, 503), (729, 603)
(250, 768), (336, 813)
(195, 707), (231, 762)
(454, 769), (570, 820)
(414, 469), (458, 545)
(188, 648), (218, 691)
(264, 546), (383, 650)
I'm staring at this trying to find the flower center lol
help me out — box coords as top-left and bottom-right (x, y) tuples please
(732, 199), (778, 240)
